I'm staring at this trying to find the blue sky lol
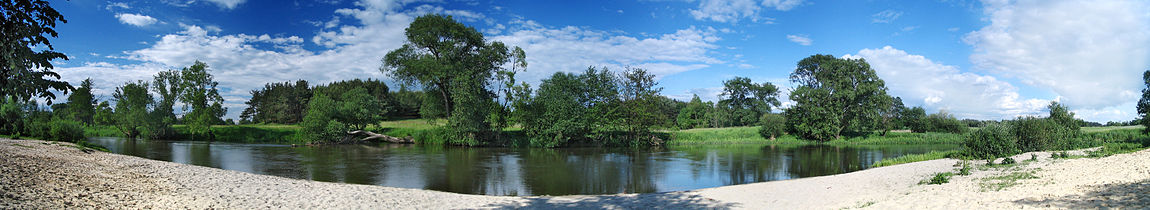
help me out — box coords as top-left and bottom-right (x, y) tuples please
(45, 0), (1150, 123)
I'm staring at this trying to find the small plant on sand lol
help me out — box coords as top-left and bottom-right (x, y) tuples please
(1059, 152), (1069, 158)
(1001, 157), (1016, 164)
(923, 172), (953, 185)
(1050, 152), (1060, 159)
(1030, 153), (1037, 161)
(980, 171), (1039, 191)
(985, 159), (995, 166)
(958, 162), (972, 176)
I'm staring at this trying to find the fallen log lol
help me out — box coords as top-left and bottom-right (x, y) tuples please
(347, 130), (414, 144)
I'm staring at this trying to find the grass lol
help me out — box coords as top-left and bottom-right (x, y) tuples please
(979, 171), (1039, 191)
(1081, 125), (1145, 133)
(871, 150), (956, 167)
(668, 126), (964, 146)
(827, 132), (965, 145)
(920, 172), (954, 185)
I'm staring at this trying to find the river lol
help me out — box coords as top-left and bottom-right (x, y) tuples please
(88, 137), (959, 196)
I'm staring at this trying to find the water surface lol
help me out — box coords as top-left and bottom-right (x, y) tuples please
(89, 137), (958, 196)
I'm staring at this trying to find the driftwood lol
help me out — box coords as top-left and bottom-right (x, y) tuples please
(347, 130), (414, 144)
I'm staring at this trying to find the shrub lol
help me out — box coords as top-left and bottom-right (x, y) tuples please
(1001, 157), (1016, 164)
(758, 113), (785, 140)
(1010, 116), (1079, 152)
(912, 111), (967, 134)
(1030, 153), (1037, 161)
(48, 119), (86, 142)
(964, 123), (1019, 159)
(928, 172), (953, 185)
(958, 162), (972, 175)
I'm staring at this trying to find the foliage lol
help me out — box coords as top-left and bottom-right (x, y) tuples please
(1010, 116), (1078, 152)
(1, 0), (73, 103)
(178, 61), (226, 140)
(871, 150), (954, 167)
(383, 14), (522, 145)
(828, 132), (965, 145)
(619, 68), (664, 142)
(300, 92), (343, 142)
(47, 119), (84, 142)
(785, 55), (891, 141)
(926, 172), (953, 185)
(718, 77), (780, 126)
(1000, 156), (1016, 164)
(93, 101), (113, 125)
(964, 123), (1020, 159)
(518, 68), (615, 147)
(64, 78), (95, 124)
(903, 106), (927, 132)
(877, 96), (906, 136)
(911, 110), (967, 134)
(1139, 70), (1150, 133)
(676, 94), (711, 129)
(240, 80), (312, 124)
(758, 113), (785, 140)
(111, 81), (153, 139)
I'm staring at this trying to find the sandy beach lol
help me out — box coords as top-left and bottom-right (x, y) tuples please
(1, 138), (1147, 209)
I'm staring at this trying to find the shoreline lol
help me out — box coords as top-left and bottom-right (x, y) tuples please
(2, 138), (1147, 209)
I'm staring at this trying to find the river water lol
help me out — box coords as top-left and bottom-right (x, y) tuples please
(88, 137), (958, 196)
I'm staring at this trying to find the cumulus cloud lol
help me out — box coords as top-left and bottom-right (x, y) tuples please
(115, 13), (158, 27)
(689, 0), (803, 23)
(491, 22), (722, 84)
(204, 0), (247, 9)
(845, 46), (1050, 120)
(963, 0), (1150, 111)
(871, 10), (901, 23)
(786, 34), (811, 46)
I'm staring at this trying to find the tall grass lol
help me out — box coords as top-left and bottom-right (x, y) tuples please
(871, 150), (956, 167)
(828, 132), (965, 145)
(667, 126), (806, 145)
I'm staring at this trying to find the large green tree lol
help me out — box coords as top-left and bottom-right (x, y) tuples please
(676, 94), (711, 129)
(718, 77), (780, 126)
(178, 61), (226, 140)
(65, 78), (96, 124)
(112, 81), (153, 139)
(1, 0), (72, 103)
(382, 14), (521, 145)
(619, 67), (664, 143)
(784, 55), (891, 141)
(241, 80), (312, 124)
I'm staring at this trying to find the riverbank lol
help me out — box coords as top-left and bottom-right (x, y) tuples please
(2, 138), (1147, 209)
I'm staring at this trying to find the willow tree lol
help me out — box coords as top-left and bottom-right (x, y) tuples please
(784, 55), (890, 141)
(382, 14), (523, 145)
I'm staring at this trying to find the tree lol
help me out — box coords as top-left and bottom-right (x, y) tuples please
(336, 87), (382, 130)
(300, 92), (343, 142)
(1, 0), (72, 103)
(112, 81), (153, 139)
(717, 77), (780, 126)
(178, 61), (226, 140)
(1046, 101), (1079, 132)
(619, 67), (664, 144)
(904, 106), (927, 132)
(784, 55), (891, 141)
(65, 78), (96, 124)
(150, 69), (182, 138)
(241, 80), (313, 124)
(677, 94), (710, 129)
(758, 113), (785, 140)
(1137, 70), (1150, 133)
(382, 14), (520, 145)
(877, 96), (905, 136)
(93, 101), (114, 126)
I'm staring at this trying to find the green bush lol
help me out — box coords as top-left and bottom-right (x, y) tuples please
(1011, 117), (1079, 152)
(912, 111), (967, 134)
(758, 113), (785, 140)
(958, 163), (972, 175)
(1001, 157), (1016, 164)
(964, 123), (1019, 159)
(48, 119), (86, 142)
(928, 172), (952, 185)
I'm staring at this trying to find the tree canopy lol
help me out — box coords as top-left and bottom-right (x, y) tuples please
(784, 54), (891, 141)
(1, 0), (71, 103)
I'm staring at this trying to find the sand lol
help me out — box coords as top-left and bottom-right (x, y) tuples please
(1, 138), (1147, 209)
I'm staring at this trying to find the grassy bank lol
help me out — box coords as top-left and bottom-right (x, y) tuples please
(666, 126), (964, 145)
(84, 124), (305, 144)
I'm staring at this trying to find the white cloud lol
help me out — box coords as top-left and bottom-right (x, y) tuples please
(105, 2), (130, 10)
(871, 10), (901, 23)
(114, 13), (158, 27)
(845, 46), (1050, 120)
(491, 23), (722, 84)
(689, 0), (802, 23)
(964, 0), (1150, 112)
(204, 0), (247, 9)
(786, 34), (811, 46)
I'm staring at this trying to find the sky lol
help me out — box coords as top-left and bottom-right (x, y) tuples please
(42, 0), (1150, 123)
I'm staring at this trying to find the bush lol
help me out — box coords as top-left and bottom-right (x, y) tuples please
(1001, 157), (1016, 164)
(958, 163), (972, 175)
(964, 123), (1019, 159)
(758, 113), (785, 140)
(927, 172), (952, 185)
(48, 119), (86, 142)
(1011, 117), (1079, 152)
(912, 111), (967, 134)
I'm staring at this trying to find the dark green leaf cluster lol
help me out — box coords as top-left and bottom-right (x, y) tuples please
(784, 55), (891, 141)
(964, 123), (1019, 159)
(1139, 70), (1150, 133)
(1, 0), (72, 103)
(758, 113), (785, 140)
(909, 110), (967, 134)
(718, 77), (780, 126)
(516, 67), (668, 147)
(241, 80), (312, 124)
